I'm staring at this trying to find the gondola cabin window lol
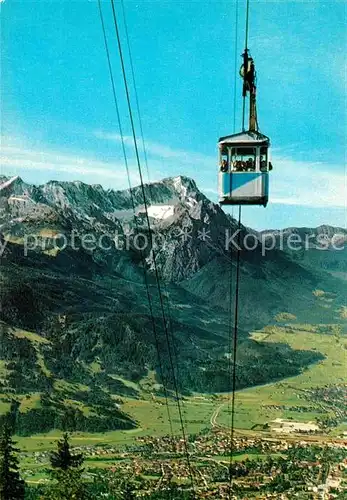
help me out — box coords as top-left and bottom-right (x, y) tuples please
(220, 149), (229, 172)
(260, 146), (268, 172)
(219, 144), (269, 173)
(231, 147), (256, 172)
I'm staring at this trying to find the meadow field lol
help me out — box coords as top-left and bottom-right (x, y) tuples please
(12, 321), (347, 460)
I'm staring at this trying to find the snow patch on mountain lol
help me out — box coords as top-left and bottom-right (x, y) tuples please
(146, 204), (175, 220)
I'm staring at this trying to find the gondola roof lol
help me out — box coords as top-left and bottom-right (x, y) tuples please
(218, 130), (270, 145)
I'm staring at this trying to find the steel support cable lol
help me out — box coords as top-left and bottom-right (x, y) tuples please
(120, 1), (182, 411)
(227, 234), (234, 497)
(109, 0), (196, 492)
(228, 205), (242, 496)
(245, 0), (250, 50)
(233, 0), (239, 134)
(242, 95), (247, 131)
(163, 279), (193, 440)
(120, 0), (184, 414)
(97, 0), (133, 199)
(120, 0), (151, 185)
(242, 0), (250, 131)
(227, 0), (239, 494)
(230, 7), (248, 478)
(97, 0), (174, 439)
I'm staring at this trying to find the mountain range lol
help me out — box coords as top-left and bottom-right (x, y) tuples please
(0, 174), (345, 434)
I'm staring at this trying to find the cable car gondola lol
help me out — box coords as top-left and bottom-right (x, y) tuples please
(218, 49), (272, 207)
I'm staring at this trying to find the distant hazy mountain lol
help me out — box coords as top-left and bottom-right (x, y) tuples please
(258, 225), (347, 279)
(259, 225), (347, 249)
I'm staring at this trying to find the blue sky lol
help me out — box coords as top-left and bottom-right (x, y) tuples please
(1, 0), (346, 229)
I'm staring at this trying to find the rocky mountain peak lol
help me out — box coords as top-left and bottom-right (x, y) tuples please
(1, 173), (345, 285)
(170, 175), (198, 196)
(0, 175), (28, 194)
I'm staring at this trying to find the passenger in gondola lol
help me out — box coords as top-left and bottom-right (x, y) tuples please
(260, 155), (267, 171)
(233, 160), (242, 171)
(246, 157), (254, 171)
(221, 159), (228, 172)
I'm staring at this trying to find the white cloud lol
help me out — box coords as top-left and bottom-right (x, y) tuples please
(0, 138), (140, 188)
(270, 154), (346, 209)
(94, 130), (215, 168)
(202, 187), (218, 195)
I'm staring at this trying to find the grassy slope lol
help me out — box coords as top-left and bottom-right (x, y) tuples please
(6, 321), (345, 461)
(8, 320), (346, 486)
(216, 323), (347, 431)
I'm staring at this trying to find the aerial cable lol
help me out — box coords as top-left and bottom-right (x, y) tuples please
(109, 0), (196, 492)
(233, 0), (239, 134)
(97, 0), (132, 197)
(119, 0), (190, 463)
(228, 205), (242, 496)
(120, 0), (151, 185)
(230, 2), (247, 489)
(97, 0), (175, 440)
(242, 0), (250, 131)
(244, 0), (250, 50)
(227, 238), (234, 495)
(242, 92), (247, 131)
(228, 0), (239, 493)
(120, 0), (183, 412)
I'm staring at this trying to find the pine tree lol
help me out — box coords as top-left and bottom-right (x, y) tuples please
(45, 433), (88, 500)
(0, 423), (25, 500)
(50, 433), (83, 470)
